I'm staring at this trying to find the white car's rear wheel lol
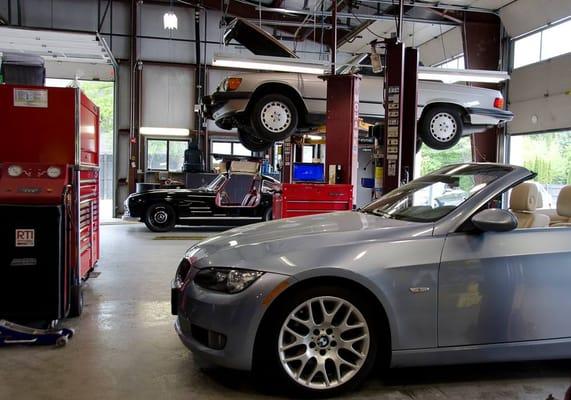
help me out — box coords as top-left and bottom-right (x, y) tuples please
(251, 94), (299, 142)
(418, 106), (464, 150)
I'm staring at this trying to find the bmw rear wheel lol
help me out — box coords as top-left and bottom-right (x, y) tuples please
(256, 286), (378, 397)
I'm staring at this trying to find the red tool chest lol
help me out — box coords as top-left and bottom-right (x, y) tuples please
(0, 84), (100, 320)
(273, 183), (353, 219)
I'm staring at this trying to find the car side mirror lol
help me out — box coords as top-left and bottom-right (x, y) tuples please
(471, 209), (518, 232)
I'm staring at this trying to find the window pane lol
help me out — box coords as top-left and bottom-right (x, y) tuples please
(509, 130), (571, 209)
(147, 140), (167, 170)
(212, 141), (232, 155)
(541, 20), (571, 60)
(302, 145), (314, 162)
(435, 55), (465, 69)
(416, 136), (473, 177)
(233, 143), (252, 156)
(168, 141), (188, 172)
(513, 31), (541, 69)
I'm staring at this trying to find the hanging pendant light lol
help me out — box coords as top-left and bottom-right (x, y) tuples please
(163, 11), (178, 30)
(164, 0), (178, 30)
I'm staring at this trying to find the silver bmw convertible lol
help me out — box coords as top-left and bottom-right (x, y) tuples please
(171, 163), (571, 396)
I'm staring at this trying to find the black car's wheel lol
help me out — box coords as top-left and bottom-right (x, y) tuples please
(238, 128), (273, 152)
(250, 94), (299, 142)
(68, 284), (83, 318)
(418, 106), (464, 150)
(254, 285), (379, 397)
(262, 206), (273, 221)
(144, 203), (176, 232)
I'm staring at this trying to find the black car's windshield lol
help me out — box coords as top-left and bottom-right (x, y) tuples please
(361, 164), (513, 223)
(203, 174), (226, 191)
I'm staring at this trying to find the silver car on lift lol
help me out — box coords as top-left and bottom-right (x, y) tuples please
(172, 163), (571, 397)
(203, 18), (514, 152)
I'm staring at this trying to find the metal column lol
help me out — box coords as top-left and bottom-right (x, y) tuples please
(323, 74), (361, 202)
(463, 13), (502, 162)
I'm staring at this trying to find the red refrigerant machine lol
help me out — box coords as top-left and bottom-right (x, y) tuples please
(0, 84), (100, 322)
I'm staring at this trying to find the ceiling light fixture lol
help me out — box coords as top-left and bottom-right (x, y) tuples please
(212, 53), (327, 75)
(418, 67), (509, 84)
(140, 127), (189, 137)
(163, 11), (178, 30)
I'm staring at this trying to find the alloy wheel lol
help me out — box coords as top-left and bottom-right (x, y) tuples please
(260, 101), (292, 134)
(277, 296), (370, 390)
(429, 112), (458, 143)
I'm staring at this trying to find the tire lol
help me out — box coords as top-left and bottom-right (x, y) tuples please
(254, 285), (379, 397)
(250, 93), (299, 142)
(418, 106), (463, 150)
(238, 128), (273, 152)
(262, 206), (273, 221)
(68, 284), (83, 318)
(144, 203), (176, 232)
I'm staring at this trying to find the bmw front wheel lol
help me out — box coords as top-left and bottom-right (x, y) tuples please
(256, 286), (378, 397)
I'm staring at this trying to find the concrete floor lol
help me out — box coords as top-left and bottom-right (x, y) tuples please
(1, 223), (570, 400)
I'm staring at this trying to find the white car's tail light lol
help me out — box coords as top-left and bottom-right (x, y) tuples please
(494, 97), (505, 109)
(47, 166), (62, 178)
(7, 165), (23, 177)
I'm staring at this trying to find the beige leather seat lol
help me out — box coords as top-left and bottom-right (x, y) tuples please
(551, 185), (571, 227)
(510, 182), (550, 229)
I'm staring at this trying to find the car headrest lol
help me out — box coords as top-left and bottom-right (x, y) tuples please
(510, 182), (540, 212)
(557, 185), (571, 217)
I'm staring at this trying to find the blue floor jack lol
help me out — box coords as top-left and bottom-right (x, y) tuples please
(0, 320), (74, 348)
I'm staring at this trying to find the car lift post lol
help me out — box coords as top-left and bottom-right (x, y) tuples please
(322, 74), (361, 200)
(382, 39), (419, 193)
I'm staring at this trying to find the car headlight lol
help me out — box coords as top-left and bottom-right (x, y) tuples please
(194, 268), (264, 294)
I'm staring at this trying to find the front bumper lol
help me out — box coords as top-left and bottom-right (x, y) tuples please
(203, 91), (252, 117)
(202, 92), (252, 130)
(173, 271), (291, 371)
(122, 199), (139, 222)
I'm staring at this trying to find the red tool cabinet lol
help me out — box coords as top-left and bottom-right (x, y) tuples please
(0, 85), (99, 320)
(273, 183), (353, 219)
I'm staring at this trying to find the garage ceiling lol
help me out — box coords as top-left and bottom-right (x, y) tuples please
(337, 0), (516, 54)
(0, 27), (115, 81)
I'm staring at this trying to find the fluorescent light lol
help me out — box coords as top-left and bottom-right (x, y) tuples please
(418, 67), (509, 84)
(163, 11), (178, 30)
(140, 127), (189, 137)
(212, 53), (326, 75)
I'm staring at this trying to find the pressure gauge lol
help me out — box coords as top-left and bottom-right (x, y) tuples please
(7, 165), (23, 177)
(47, 166), (62, 178)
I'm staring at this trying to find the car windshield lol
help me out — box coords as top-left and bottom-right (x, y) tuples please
(204, 174), (226, 191)
(361, 164), (514, 223)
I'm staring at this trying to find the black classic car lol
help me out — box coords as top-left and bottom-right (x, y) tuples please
(123, 161), (279, 232)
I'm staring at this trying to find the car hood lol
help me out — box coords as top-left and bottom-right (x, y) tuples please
(224, 18), (297, 59)
(190, 211), (433, 274)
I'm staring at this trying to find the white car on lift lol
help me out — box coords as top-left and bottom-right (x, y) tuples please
(203, 18), (514, 151)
